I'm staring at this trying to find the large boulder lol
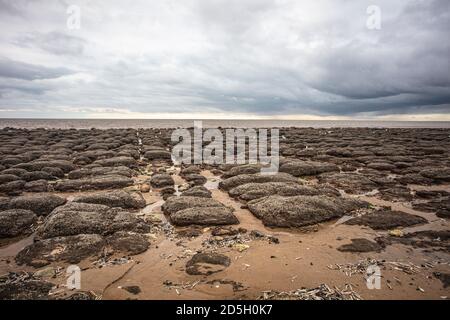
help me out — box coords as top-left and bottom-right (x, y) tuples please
(219, 173), (298, 191)
(73, 190), (146, 209)
(247, 195), (367, 227)
(170, 207), (238, 226)
(8, 194), (66, 216)
(37, 203), (150, 239)
(0, 209), (37, 237)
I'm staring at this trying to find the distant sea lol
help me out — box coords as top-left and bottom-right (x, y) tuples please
(0, 119), (449, 129)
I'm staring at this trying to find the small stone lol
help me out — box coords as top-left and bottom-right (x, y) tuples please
(233, 244), (250, 252)
(122, 286), (141, 295)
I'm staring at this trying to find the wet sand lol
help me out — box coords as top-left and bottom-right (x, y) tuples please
(0, 127), (449, 300)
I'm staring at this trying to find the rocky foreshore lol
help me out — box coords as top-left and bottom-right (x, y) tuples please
(0, 127), (449, 300)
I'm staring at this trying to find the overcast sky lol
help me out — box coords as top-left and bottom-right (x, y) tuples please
(0, 0), (449, 119)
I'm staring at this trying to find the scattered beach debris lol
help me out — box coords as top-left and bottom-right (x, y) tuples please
(259, 284), (362, 300)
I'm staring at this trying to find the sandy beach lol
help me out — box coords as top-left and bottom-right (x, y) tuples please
(0, 125), (449, 300)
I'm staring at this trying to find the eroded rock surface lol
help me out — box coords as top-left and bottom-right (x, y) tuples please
(345, 210), (427, 230)
(73, 190), (146, 209)
(37, 202), (150, 239)
(247, 195), (367, 227)
(0, 209), (37, 238)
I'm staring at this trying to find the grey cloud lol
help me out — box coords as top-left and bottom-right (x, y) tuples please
(13, 31), (86, 56)
(0, 58), (73, 80)
(0, 0), (449, 118)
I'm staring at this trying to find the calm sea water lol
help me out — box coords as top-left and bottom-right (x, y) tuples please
(0, 119), (449, 129)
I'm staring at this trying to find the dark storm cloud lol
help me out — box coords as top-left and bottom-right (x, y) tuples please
(0, 0), (449, 118)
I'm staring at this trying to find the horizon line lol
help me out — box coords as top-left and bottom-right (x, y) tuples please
(1, 117), (450, 122)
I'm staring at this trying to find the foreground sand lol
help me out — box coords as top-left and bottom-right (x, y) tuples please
(0, 127), (449, 300)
